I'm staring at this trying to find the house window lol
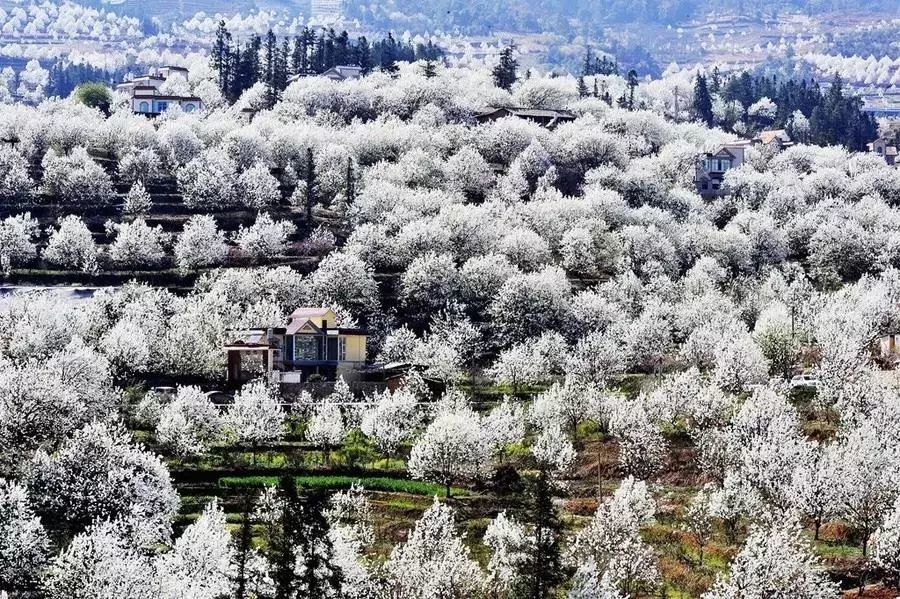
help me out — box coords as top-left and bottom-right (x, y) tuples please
(138, 101), (149, 112)
(701, 181), (709, 190)
(157, 101), (168, 112)
(184, 103), (195, 113)
(294, 336), (318, 361)
(338, 337), (347, 361)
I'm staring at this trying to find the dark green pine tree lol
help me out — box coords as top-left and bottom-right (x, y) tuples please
(380, 32), (400, 76)
(582, 46), (594, 76)
(577, 75), (588, 98)
(269, 477), (343, 599)
(248, 34), (262, 83)
(233, 492), (255, 599)
(313, 32), (326, 73)
(422, 57), (437, 78)
(276, 39), (290, 92)
(228, 45), (243, 100)
(294, 489), (343, 597)
(263, 30), (278, 107)
(492, 45), (518, 91)
(592, 79), (599, 98)
(291, 30), (308, 76)
(518, 469), (565, 599)
(210, 20), (232, 97)
(345, 158), (355, 205)
(355, 36), (374, 74)
(305, 147), (317, 225)
(626, 69), (638, 110)
(693, 73), (714, 126)
(710, 65), (722, 93)
(271, 477), (299, 599)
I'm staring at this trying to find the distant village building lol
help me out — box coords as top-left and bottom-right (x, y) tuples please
(116, 66), (203, 116)
(695, 141), (750, 198)
(311, 0), (344, 23)
(867, 137), (898, 166)
(322, 65), (363, 81)
(475, 107), (577, 128)
(879, 331), (900, 365)
(694, 130), (794, 198)
(753, 128), (794, 150)
(287, 65), (363, 85)
(225, 307), (368, 385)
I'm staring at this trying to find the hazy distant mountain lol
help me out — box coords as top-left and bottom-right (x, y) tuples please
(97, 0), (900, 34)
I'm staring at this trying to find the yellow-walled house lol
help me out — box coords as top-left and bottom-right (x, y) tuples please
(225, 307), (368, 384)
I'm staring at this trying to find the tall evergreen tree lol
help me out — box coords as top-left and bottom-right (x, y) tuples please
(356, 36), (374, 74)
(577, 75), (588, 98)
(305, 148), (317, 225)
(380, 32), (400, 76)
(693, 73), (714, 126)
(519, 469), (565, 599)
(582, 46), (594, 76)
(291, 31), (308, 76)
(492, 45), (518, 91)
(210, 20), (233, 97)
(422, 58), (437, 78)
(233, 492), (254, 599)
(263, 30), (278, 107)
(269, 476), (343, 599)
(626, 69), (638, 110)
(345, 158), (355, 205)
(276, 39), (290, 91)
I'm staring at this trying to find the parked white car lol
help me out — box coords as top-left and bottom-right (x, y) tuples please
(789, 373), (819, 389)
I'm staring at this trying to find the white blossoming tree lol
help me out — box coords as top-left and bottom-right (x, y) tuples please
(702, 519), (838, 599)
(384, 498), (482, 599)
(123, 181), (152, 215)
(174, 215), (228, 270)
(360, 388), (420, 460)
(306, 401), (345, 465)
(0, 479), (48, 592)
(156, 386), (224, 457)
(408, 406), (491, 497)
(224, 379), (285, 464)
(234, 213), (296, 261)
(105, 218), (170, 269)
(569, 477), (658, 596)
(43, 216), (99, 273)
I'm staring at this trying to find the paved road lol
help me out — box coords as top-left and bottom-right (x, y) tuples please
(0, 286), (110, 310)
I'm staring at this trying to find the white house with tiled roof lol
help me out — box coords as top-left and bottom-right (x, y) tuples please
(225, 307), (368, 384)
(117, 66), (203, 116)
(695, 141), (750, 198)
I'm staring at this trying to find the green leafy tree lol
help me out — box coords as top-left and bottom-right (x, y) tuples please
(74, 83), (112, 115)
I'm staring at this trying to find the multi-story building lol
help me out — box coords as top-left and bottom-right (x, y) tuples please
(225, 307), (368, 385)
(116, 66), (203, 116)
(694, 141), (750, 198)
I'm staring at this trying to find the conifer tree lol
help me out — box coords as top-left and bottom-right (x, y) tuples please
(356, 36), (373, 74)
(305, 148), (317, 225)
(264, 30), (278, 107)
(211, 20), (232, 97)
(577, 75), (588, 98)
(519, 468), (564, 598)
(493, 45), (518, 91)
(380, 33), (399, 76)
(345, 158), (355, 205)
(422, 58), (437, 78)
(626, 69), (638, 110)
(693, 73), (714, 126)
